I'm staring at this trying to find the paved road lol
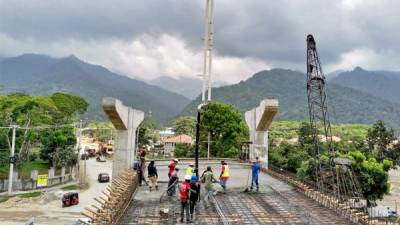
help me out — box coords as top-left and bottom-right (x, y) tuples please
(0, 157), (112, 225)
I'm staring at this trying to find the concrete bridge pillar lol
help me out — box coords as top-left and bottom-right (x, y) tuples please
(102, 97), (144, 179)
(245, 99), (279, 168)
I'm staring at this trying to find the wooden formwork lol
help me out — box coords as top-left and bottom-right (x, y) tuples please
(82, 169), (138, 225)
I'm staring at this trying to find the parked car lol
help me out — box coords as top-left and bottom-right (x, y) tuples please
(388, 209), (398, 218)
(62, 192), (79, 207)
(98, 173), (110, 183)
(80, 153), (89, 160)
(96, 155), (106, 162)
(73, 218), (91, 225)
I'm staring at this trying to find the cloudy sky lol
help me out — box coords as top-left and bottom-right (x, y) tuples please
(1, 0), (400, 83)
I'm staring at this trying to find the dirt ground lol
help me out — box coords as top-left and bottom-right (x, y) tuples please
(0, 157), (112, 225)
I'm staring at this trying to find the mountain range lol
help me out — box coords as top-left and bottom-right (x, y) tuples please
(182, 68), (400, 129)
(148, 76), (229, 99)
(2, 53), (400, 129)
(0, 54), (190, 123)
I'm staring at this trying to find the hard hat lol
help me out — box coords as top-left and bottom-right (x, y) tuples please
(191, 175), (198, 182)
(184, 175), (192, 180)
(174, 158), (179, 162)
(189, 162), (194, 166)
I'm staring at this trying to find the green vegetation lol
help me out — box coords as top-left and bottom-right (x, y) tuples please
(18, 191), (42, 198)
(200, 102), (249, 157)
(0, 54), (190, 123)
(172, 116), (196, 137)
(269, 120), (398, 203)
(182, 69), (400, 129)
(269, 120), (371, 141)
(0, 92), (88, 176)
(0, 195), (10, 203)
(18, 159), (49, 178)
(174, 143), (195, 158)
(138, 116), (159, 147)
(87, 121), (115, 142)
(61, 184), (79, 191)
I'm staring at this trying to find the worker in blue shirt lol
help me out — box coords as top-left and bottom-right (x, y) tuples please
(251, 157), (261, 192)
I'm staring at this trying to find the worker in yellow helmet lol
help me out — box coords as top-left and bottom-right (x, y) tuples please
(186, 162), (194, 177)
(219, 161), (230, 193)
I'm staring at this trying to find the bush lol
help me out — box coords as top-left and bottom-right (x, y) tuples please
(29, 152), (38, 162)
(174, 144), (194, 158)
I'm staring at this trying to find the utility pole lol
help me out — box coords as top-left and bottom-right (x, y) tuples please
(8, 125), (18, 195)
(195, 0), (214, 176)
(201, 0), (214, 102)
(78, 120), (83, 154)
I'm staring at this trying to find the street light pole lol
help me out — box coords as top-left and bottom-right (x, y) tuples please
(8, 125), (18, 195)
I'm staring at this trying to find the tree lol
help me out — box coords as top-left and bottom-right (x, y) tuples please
(367, 120), (397, 163)
(173, 116), (196, 137)
(349, 150), (391, 205)
(40, 127), (77, 167)
(0, 92), (88, 172)
(297, 122), (314, 147)
(200, 102), (249, 157)
(138, 116), (158, 146)
(174, 143), (194, 158)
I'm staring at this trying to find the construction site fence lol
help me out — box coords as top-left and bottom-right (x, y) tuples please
(82, 169), (138, 225)
(267, 166), (400, 225)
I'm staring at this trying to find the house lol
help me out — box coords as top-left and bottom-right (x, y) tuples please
(163, 134), (193, 157)
(159, 127), (175, 141)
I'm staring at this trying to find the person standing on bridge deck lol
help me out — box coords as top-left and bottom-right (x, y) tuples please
(167, 167), (179, 196)
(201, 166), (218, 200)
(168, 158), (178, 178)
(189, 175), (201, 221)
(186, 162), (194, 177)
(138, 156), (148, 186)
(251, 157), (261, 192)
(219, 161), (230, 193)
(147, 160), (158, 191)
(179, 175), (192, 222)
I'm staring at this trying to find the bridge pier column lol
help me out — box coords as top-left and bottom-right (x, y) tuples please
(102, 97), (144, 179)
(245, 99), (278, 168)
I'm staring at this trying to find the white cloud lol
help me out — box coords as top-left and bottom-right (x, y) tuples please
(326, 48), (400, 72)
(0, 33), (269, 83)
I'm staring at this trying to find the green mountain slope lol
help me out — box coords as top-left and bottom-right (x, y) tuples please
(331, 67), (400, 104)
(182, 69), (400, 129)
(0, 54), (191, 123)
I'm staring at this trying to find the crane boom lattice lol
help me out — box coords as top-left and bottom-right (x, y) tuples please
(306, 34), (362, 201)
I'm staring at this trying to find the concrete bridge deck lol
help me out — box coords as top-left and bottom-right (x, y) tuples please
(119, 161), (354, 225)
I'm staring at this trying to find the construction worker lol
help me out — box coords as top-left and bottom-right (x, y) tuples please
(250, 157), (261, 192)
(219, 161), (230, 193)
(186, 162), (194, 177)
(189, 175), (200, 221)
(201, 166), (218, 200)
(167, 167), (179, 196)
(179, 175), (192, 222)
(137, 157), (147, 186)
(168, 158), (178, 178)
(147, 161), (158, 191)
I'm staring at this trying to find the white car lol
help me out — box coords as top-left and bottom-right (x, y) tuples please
(73, 218), (91, 225)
